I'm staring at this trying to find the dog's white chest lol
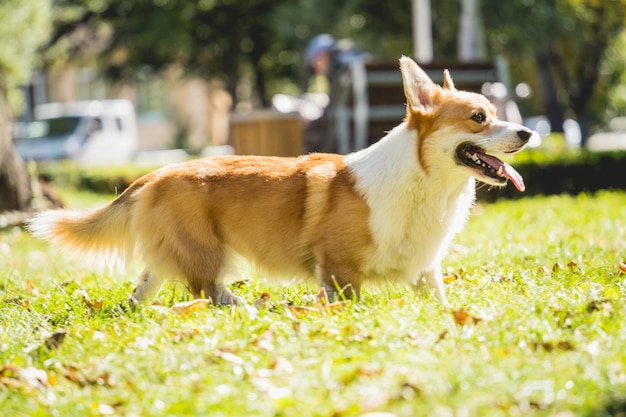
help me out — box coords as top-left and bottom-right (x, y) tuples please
(366, 183), (472, 280)
(345, 128), (475, 281)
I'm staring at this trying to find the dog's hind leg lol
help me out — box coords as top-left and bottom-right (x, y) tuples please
(421, 264), (449, 306)
(184, 249), (244, 306)
(191, 281), (243, 306)
(129, 268), (166, 308)
(318, 262), (362, 302)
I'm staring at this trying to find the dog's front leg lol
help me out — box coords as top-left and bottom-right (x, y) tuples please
(414, 264), (449, 306)
(191, 281), (243, 306)
(129, 268), (165, 309)
(318, 264), (362, 302)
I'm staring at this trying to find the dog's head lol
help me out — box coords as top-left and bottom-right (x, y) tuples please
(400, 56), (532, 191)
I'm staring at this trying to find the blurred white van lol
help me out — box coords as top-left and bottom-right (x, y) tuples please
(15, 99), (138, 165)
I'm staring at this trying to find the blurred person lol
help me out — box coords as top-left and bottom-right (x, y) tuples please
(302, 34), (368, 153)
(272, 34), (368, 153)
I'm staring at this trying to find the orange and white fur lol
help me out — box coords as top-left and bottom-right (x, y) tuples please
(29, 57), (531, 307)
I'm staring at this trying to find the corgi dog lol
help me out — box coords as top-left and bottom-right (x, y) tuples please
(29, 56), (531, 307)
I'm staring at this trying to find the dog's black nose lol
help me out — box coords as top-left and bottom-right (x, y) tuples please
(517, 129), (532, 141)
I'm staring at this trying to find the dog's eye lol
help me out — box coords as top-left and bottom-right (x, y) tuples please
(471, 112), (486, 124)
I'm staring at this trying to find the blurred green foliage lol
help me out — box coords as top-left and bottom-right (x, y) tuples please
(45, 0), (626, 134)
(481, 0), (626, 137)
(0, 0), (51, 110)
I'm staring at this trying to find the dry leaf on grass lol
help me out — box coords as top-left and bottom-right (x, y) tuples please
(285, 305), (319, 319)
(587, 299), (613, 315)
(316, 287), (329, 305)
(252, 329), (275, 351)
(443, 274), (458, 283)
(169, 328), (200, 343)
(61, 364), (112, 387)
(531, 340), (575, 352)
(253, 292), (271, 309)
(45, 330), (68, 350)
(322, 300), (352, 311)
(567, 261), (584, 274)
(451, 308), (482, 326)
(215, 349), (245, 365)
(24, 280), (38, 296)
(0, 365), (50, 391)
(389, 297), (406, 307)
(285, 301), (352, 319)
(284, 288), (352, 319)
(74, 289), (105, 312)
(170, 299), (213, 314)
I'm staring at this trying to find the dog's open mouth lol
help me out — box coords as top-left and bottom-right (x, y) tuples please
(456, 143), (525, 192)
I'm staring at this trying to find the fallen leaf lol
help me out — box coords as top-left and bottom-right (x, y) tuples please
(389, 298), (406, 307)
(61, 365), (112, 387)
(437, 330), (448, 342)
(74, 289), (105, 312)
(215, 349), (244, 365)
(567, 261), (584, 274)
(270, 357), (294, 373)
(538, 266), (551, 275)
(316, 287), (329, 305)
(322, 300), (352, 312)
(61, 365), (83, 384)
(357, 364), (383, 377)
(587, 299), (613, 314)
(45, 330), (68, 350)
(3, 297), (31, 310)
(284, 297), (352, 319)
(25, 280), (38, 296)
(253, 292), (271, 309)
(443, 274), (458, 283)
(170, 299), (212, 314)
(556, 340), (575, 351)
(170, 328), (200, 343)
(286, 305), (319, 318)
(532, 340), (575, 352)
(0, 365), (49, 391)
(252, 329), (275, 351)
(451, 308), (482, 326)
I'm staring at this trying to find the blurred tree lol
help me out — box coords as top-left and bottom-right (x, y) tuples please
(0, 0), (51, 211)
(46, 0), (624, 142)
(48, 0), (463, 104)
(346, 0), (459, 60)
(590, 29), (626, 127)
(482, 0), (626, 143)
(49, 0), (292, 107)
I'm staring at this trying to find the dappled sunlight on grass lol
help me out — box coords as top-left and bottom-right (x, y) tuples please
(1, 190), (625, 416)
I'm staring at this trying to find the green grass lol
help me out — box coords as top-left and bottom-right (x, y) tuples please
(1, 189), (626, 417)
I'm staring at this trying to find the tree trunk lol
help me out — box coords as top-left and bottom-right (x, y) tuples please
(0, 93), (33, 212)
(535, 52), (565, 133)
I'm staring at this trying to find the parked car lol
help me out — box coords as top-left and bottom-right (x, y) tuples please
(14, 99), (138, 165)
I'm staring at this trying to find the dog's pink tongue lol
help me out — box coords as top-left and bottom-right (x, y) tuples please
(478, 154), (525, 192)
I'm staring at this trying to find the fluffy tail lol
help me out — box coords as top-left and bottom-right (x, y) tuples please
(28, 197), (135, 265)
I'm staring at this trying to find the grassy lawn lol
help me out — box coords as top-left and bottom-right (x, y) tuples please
(1, 188), (625, 416)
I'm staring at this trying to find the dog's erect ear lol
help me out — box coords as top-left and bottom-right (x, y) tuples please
(443, 69), (456, 90)
(400, 56), (437, 113)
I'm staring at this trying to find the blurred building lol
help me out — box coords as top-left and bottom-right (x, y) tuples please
(20, 65), (231, 152)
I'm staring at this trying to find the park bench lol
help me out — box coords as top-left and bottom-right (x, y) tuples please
(333, 60), (499, 153)
(229, 60), (500, 156)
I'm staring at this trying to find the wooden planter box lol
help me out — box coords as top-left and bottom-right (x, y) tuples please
(230, 110), (303, 157)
